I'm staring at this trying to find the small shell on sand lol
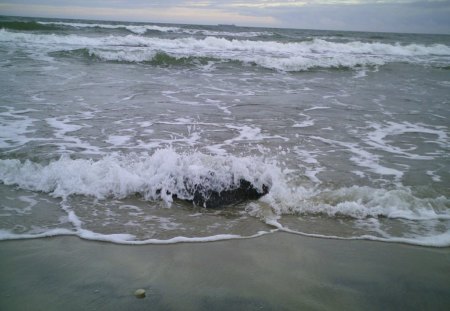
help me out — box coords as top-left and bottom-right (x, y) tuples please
(134, 289), (146, 299)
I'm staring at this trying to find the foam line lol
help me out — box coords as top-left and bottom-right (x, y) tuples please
(275, 224), (450, 248)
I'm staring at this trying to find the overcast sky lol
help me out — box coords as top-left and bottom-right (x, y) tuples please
(1, 0), (449, 34)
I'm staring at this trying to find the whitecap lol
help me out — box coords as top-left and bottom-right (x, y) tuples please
(2, 30), (449, 71)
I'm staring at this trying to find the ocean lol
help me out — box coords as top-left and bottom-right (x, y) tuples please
(0, 16), (449, 247)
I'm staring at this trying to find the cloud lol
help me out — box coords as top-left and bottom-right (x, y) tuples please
(0, 0), (449, 33)
(228, 1), (308, 8)
(0, 2), (277, 26)
(264, 1), (450, 33)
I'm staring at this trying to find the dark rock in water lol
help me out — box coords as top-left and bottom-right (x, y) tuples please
(189, 179), (269, 208)
(157, 174), (269, 208)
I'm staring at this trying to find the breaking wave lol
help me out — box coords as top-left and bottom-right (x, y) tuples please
(1, 29), (449, 71)
(0, 150), (448, 220)
(50, 48), (214, 66)
(0, 150), (273, 203)
(38, 21), (181, 35)
(1, 149), (449, 246)
(37, 21), (271, 37)
(0, 21), (61, 31)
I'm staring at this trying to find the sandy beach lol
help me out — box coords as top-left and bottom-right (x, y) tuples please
(1, 17), (450, 311)
(1, 233), (449, 311)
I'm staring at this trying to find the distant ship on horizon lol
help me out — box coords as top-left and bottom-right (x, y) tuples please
(218, 24), (236, 27)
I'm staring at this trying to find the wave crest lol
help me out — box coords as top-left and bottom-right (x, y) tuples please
(2, 30), (449, 71)
(0, 21), (60, 31)
(264, 185), (450, 220)
(0, 150), (274, 203)
(1, 150), (448, 221)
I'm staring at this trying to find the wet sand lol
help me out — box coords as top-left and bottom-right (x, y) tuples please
(1, 233), (449, 311)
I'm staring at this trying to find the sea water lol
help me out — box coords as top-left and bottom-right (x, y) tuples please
(0, 16), (449, 246)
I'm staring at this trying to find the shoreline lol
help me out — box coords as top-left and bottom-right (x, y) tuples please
(2, 225), (449, 247)
(1, 232), (449, 310)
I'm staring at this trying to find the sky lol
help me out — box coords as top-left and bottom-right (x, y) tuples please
(1, 0), (449, 34)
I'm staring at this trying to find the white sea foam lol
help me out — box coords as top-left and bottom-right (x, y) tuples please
(0, 150), (449, 247)
(426, 170), (442, 182)
(2, 30), (449, 71)
(106, 135), (131, 146)
(224, 125), (288, 144)
(46, 117), (83, 134)
(183, 29), (272, 38)
(37, 21), (271, 37)
(0, 228), (76, 240)
(45, 117), (101, 154)
(292, 114), (315, 128)
(1, 149), (447, 221)
(0, 149), (274, 203)
(312, 136), (404, 178)
(224, 125), (265, 144)
(364, 121), (450, 160)
(261, 183), (450, 221)
(274, 225), (450, 248)
(304, 106), (330, 112)
(1, 195), (37, 215)
(0, 227), (275, 244)
(38, 21), (181, 35)
(0, 107), (39, 149)
(6, 225), (448, 246)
